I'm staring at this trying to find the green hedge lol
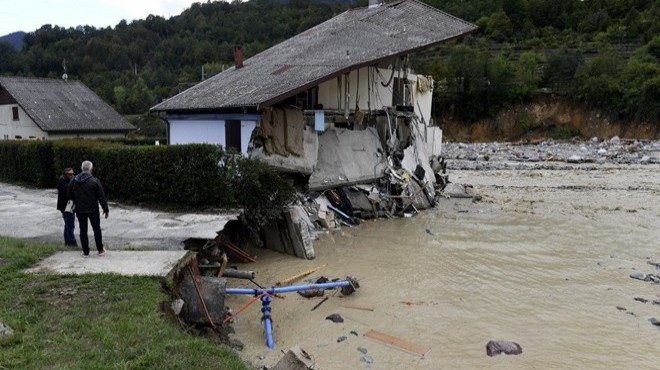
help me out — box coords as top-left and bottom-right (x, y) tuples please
(0, 140), (294, 210)
(0, 141), (55, 188)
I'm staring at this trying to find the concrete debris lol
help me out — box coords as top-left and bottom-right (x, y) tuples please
(253, 114), (452, 259)
(272, 346), (315, 370)
(176, 270), (227, 325)
(441, 183), (472, 198)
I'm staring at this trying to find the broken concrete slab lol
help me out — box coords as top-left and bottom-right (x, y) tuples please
(177, 272), (227, 325)
(309, 127), (386, 191)
(24, 251), (188, 276)
(285, 206), (316, 260)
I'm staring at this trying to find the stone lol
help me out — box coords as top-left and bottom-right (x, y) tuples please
(597, 148), (607, 155)
(325, 313), (344, 323)
(640, 156), (650, 163)
(629, 272), (646, 280)
(171, 298), (184, 315)
(649, 318), (660, 327)
(0, 321), (14, 337)
(486, 340), (523, 357)
(566, 155), (582, 163)
(610, 136), (621, 145)
(441, 183), (471, 198)
(357, 347), (368, 354)
(360, 355), (374, 364)
(337, 336), (347, 343)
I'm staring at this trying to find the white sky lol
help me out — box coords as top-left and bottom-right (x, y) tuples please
(0, 0), (205, 36)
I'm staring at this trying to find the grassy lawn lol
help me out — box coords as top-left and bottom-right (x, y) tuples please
(0, 237), (249, 370)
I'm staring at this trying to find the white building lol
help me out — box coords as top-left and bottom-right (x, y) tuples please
(0, 76), (134, 140)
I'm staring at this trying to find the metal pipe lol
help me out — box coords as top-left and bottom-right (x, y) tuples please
(225, 281), (351, 296)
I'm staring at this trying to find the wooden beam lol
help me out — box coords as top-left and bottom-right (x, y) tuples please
(364, 329), (430, 357)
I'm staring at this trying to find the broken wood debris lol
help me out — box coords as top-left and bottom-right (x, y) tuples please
(364, 329), (430, 356)
(276, 264), (326, 286)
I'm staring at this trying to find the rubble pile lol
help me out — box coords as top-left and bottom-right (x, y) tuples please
(259, 115), (453, 259)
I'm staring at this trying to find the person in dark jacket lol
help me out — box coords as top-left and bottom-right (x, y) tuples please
(68, 160), (109, 257)
(56, 168), (77, 246)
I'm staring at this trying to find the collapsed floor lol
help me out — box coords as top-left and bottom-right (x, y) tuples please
(248, 109), (449, 259)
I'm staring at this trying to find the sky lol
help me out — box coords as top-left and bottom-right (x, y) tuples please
(0, 0), (204, 36)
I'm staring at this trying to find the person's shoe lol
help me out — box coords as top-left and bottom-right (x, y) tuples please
(81, 253), (89, 258)
(98, 250), (107, 256)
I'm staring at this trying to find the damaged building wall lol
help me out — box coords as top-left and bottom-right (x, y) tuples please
(315, 65), (433, 121)
(308, 127), (386, 190)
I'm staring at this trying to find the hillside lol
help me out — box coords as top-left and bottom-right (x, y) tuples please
(0, 0), (657, 132)
(0, 31), (25, 50)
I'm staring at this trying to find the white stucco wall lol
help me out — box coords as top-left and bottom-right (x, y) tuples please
(169, 119), (256, 156)
(0, 104), (45, 140)
(316, 67), (433, 123)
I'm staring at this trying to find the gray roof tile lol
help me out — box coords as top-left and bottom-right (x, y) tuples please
(0, 76), (135, 132)
(151, 0), (476, 112)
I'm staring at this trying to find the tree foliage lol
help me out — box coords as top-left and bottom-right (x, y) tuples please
(0, 0), (657, 123)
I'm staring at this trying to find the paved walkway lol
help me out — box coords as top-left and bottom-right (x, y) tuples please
(0, 182), (238, 275)
(24, 250), (190, 276)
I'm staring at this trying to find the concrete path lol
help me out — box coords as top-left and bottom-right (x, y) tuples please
(24, 250), (189, 276)
(0, 182), (238, 275)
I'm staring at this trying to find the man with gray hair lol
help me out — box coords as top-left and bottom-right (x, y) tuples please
(68, 160), (109, 257)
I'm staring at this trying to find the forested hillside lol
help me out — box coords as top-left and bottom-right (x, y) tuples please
(0, 0), (657, 127)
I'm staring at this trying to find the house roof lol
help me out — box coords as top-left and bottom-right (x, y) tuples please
(0, 76), (135, 132)
(151, 0), (476, 112)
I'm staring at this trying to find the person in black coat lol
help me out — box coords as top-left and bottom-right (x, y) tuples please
(68, 160), (109, 257)
(56, 168), (77, 246)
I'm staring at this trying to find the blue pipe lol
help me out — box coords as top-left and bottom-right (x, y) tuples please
(225, 281), (351, 295)
(261, 295), (273, 349)
(225, 280), (354, 350)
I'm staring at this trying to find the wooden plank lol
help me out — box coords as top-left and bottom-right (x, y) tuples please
(342, 302), (376, 311)
(364, 329), (430, 357)
(275, 264), (326, 286)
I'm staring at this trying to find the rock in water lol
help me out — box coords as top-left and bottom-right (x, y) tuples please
(325, 313), (344, 323)
(486, 340), (523, 357)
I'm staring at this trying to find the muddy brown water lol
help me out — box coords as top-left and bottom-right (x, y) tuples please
(227, 164), (660, 369)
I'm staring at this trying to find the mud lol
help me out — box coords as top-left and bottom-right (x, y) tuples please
(225, 141), (660, 369)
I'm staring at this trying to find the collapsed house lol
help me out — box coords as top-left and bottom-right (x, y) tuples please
(151, 0), (476, 258)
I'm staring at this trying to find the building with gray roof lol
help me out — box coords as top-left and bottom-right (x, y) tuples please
(0, 76), (134, 140)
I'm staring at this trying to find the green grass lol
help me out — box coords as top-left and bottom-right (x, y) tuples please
(0, 237), (249, 370)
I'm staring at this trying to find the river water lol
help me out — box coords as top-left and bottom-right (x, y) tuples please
(227, 163), (660, 369)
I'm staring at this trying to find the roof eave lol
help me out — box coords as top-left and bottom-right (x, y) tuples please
(258, 28), (477, 110)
